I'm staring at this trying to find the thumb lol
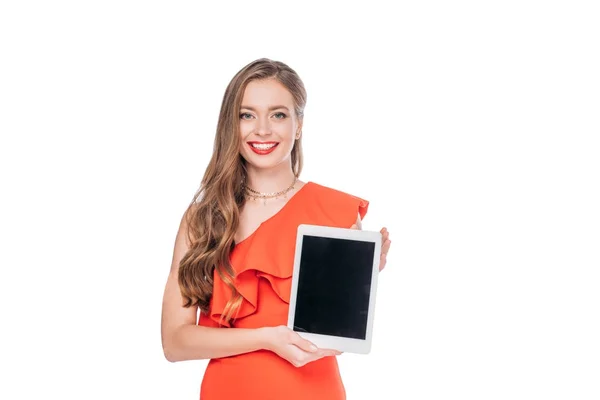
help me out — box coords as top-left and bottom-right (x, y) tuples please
(291, 333), (318, 353)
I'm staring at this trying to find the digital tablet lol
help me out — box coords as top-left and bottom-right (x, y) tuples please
(287, 224), (382, 354)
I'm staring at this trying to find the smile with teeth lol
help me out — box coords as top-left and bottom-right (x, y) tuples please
(248, 141), (279, 155)
(251, 143), (277, 150)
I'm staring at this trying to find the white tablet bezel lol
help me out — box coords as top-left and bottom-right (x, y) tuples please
(287, 223), (382, 354)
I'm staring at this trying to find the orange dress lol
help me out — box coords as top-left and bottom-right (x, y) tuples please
(198, 181), (369, 400)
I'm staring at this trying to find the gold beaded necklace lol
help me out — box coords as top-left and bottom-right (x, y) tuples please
(244, 176), (298, 205)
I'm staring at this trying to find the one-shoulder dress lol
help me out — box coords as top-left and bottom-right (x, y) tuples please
(198, 181), (369, 400)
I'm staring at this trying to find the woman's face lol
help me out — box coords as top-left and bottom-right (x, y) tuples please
(238, 78), (301, 172)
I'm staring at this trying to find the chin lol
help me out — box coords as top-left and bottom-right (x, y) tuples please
(246, 158), (284, 171)
(243, 152), (290, 170)
(242, 147), (292, 170)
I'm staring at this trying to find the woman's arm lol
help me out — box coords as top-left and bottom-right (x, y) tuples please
(162, 290), (267, 362)
(161, 209), (269, 362)
(160, 209), (327, 364)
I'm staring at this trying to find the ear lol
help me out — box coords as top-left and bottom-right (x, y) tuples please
(296, 119), (303, 140)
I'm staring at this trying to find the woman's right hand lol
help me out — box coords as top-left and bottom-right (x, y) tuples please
(262, 325), (341, 367)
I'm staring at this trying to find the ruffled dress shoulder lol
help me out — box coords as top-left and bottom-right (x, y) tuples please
(199, 181), (369, 328)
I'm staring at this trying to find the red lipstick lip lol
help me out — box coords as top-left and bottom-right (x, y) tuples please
(247, 141), (279, 155)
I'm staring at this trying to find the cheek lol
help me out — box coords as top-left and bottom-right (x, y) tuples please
(278, 121), (296, 139)
(239, 122), (252, 138)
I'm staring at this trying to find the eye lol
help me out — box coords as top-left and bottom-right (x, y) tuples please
(274, 112), (287, 119)
(240, 112), (253, 120)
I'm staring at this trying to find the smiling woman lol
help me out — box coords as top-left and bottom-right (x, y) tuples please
(160, 58), (391, 400)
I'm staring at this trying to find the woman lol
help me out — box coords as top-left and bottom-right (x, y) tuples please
(161, 58), (392, 399)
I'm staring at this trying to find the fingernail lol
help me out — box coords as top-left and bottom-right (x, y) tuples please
(310, 345), (317, 352)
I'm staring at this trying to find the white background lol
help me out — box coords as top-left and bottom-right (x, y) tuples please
(1, 1), (599, 399)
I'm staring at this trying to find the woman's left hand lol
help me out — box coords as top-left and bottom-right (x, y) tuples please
(378, 227), (391, 271)
(350, 225), (391, 272)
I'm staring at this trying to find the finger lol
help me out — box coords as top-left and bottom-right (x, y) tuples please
(295, 347), (342, 368)
(381, 239), (391, 255)
(350, 224), (358, 230)
(304, 349), (339, 362)
(380, 227), (389, 242)
(316, 348), (342, 357)
(317, 351), (341, 359)
(291, 333), (318, 353)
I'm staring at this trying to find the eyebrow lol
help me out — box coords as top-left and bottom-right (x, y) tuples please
(240, 105), (290, 112)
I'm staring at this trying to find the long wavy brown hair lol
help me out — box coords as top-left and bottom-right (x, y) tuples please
(178, 58), (307, 326)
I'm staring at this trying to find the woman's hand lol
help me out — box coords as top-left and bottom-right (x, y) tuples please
(262, 325), (341, 367)
(378, 227), (391, 271)
(350, 225), (392, 272)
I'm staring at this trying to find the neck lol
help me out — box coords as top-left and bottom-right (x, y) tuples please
(244, 163), (296, 193)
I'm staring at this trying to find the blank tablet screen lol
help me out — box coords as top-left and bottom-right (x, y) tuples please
(292, 235), (376, 340)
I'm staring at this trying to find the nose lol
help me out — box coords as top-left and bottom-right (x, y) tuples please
(255, 116), (272, 136)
